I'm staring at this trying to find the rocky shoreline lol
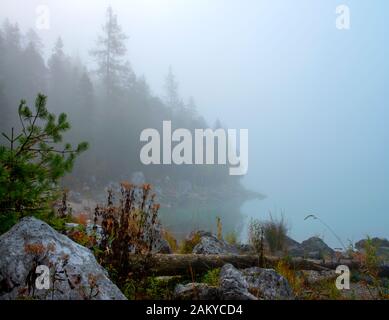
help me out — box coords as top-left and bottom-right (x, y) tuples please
(1, 217), (388, 300)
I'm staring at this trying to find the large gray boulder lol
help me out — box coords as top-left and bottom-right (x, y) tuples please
(219, 264), (257, 300)
(285, 236), (303, 256)
(0, 217), (126, 300)
(299, 237), (334, 259)
(191, 231), (239, 255)
(242, 267), (293, 300)
(174, 264), (294, 300)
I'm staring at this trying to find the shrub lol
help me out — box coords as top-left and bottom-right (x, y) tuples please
(179, 231), (202, 254)
(225, 231), (238, 245)
(0, 94), (88, 234)
(163, 229), (178, 253)
(275, 259), (303, 296)
(248, 218), (264, 257)
(201, 268), (221, 287)
(67, 225), (97, 249)
(263, 214), (288, 254)
(73, 212), (90, 226)
(94, 183), (161, 286)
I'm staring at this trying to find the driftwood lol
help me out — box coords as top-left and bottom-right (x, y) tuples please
(130, 254), (326, 276)
(129, 254), (389, 277)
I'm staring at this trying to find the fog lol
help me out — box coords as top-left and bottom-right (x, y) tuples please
(1, 0), (389, 247)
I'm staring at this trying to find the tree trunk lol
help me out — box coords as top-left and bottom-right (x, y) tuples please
(129, 254), (353, 276)
(129, 254), (389, 277)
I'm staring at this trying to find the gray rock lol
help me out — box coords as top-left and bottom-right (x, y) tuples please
(174, 264), (295, 300)
(174, 283), (219, 300)
(0, 217), (126, 300)
(237, 244), (255, 254)
(242, 267), (294, 300)
(285, 236), (303, 256)
(152, 237), (172, 254)
(219, 264), (257, 300)
(299, 237), (334, 259)
(355, 237), (389, 250)
(192, 232), (239, 255)
(150, 224), (172, 254)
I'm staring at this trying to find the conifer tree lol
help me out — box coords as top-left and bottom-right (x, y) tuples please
(91, 6), (129, 99)
(164, 66), (183, 112)
(0, 94), (88, 233)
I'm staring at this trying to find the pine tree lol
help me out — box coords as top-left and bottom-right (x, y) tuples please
(48, 37), (71, 113)
(91, 6), (129, 99)
(1, 20), (23, 127)
(2, 19), (21, 51)
(76, 70), (95, 111)
(24, 29), (44, 54)
(164, 66), (183, 112)
(48, 38), (67, 83)
(20, 30), (47, 102)
(0, 28), (6, 131)
(186, 96), (198, 119)
(0, 94), (88, 233)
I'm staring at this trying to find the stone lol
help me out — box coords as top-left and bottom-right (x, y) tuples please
(219, 264), (257, 300)
(0, 217), (126, 300)
(299, 237), (334, 259)
(192, 231), (239, 255)
(174, 263), (295, 300)
(174, 283), (219, 300)
(242, 267), (294, 300)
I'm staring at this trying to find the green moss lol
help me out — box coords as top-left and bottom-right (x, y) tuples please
(201, 268), (221, 287)
(123, 276), (182, 300)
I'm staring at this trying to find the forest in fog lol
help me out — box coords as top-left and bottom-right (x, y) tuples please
(0, 8), (258, 236)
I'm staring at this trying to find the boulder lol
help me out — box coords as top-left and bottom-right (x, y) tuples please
(355, 237), (389, 250)
(152, 237), (173, 254)
(242, 267), (294, 300)
(174, 283), (219, 300)
(174, 264), (294, 300)
(192, 231), (239, 255)
(299, 237), (334, 259)
(150, 224), (172, 254)
(285, 236), (303, 256)
(0, 217), (126, 300)
(219, 264), (257, 300)
(355, 238), (389, 261)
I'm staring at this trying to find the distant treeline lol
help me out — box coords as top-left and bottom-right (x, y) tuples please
(0, 8), (243, 194)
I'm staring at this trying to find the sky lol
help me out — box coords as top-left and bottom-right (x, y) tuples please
(1, 0), (389, 246)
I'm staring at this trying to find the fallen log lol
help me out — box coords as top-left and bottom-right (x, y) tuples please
(130, 254), (331, 276)
(129, 254), (389, 277)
